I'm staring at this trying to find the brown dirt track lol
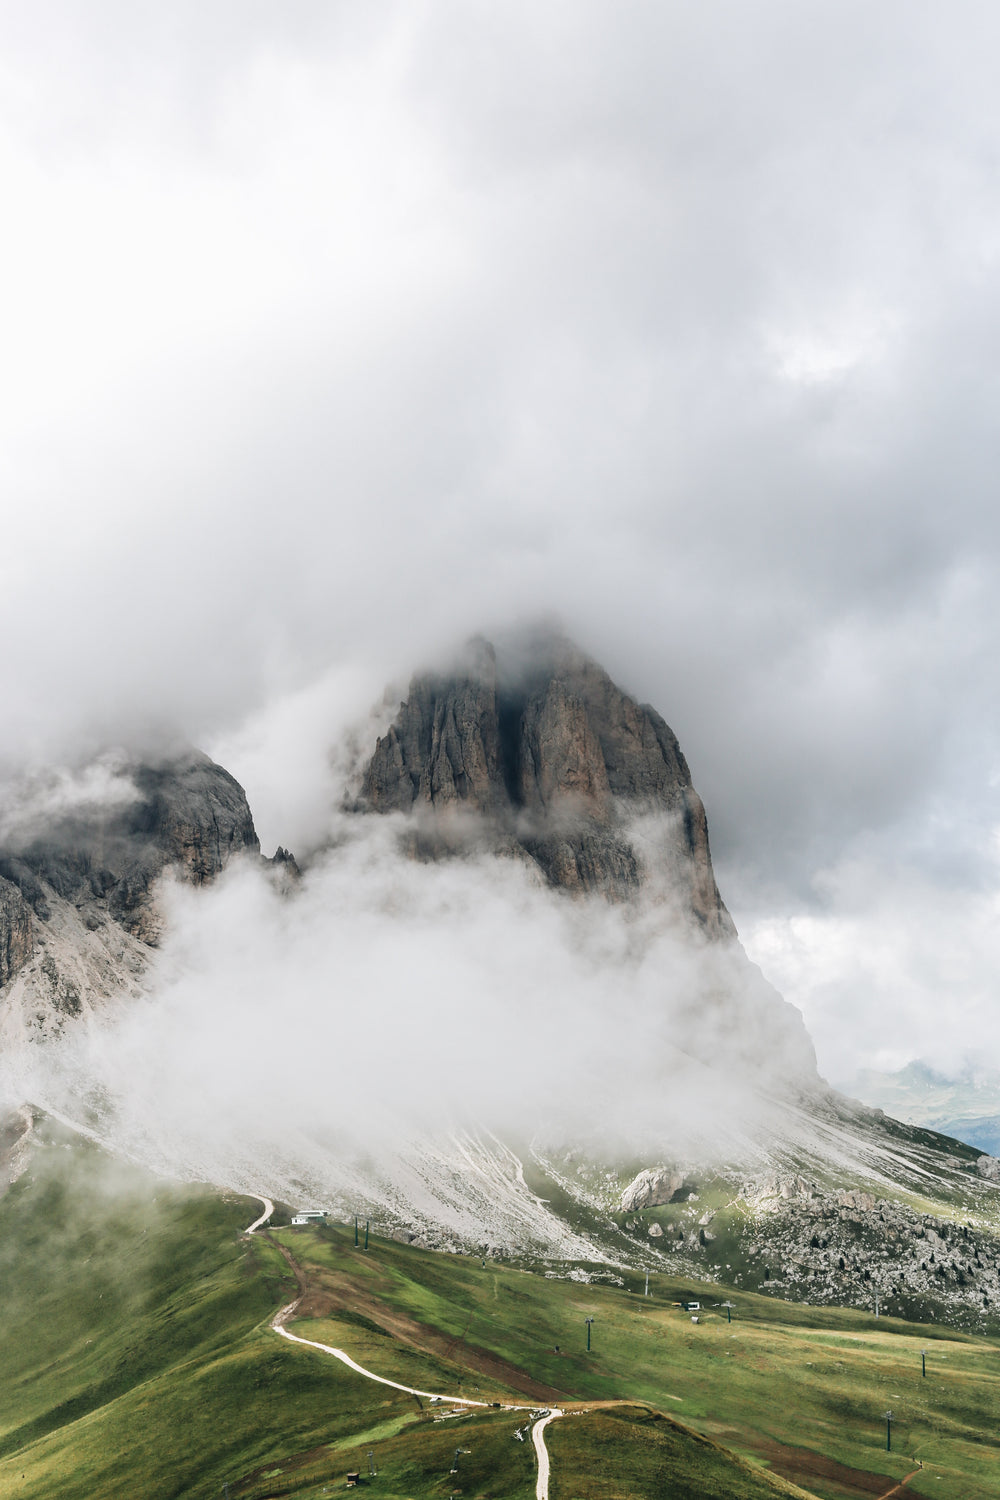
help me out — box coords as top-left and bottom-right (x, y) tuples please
(718, 1429), (931, 1500)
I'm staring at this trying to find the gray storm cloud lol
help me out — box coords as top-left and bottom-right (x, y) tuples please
(1, 2), (999, 1078)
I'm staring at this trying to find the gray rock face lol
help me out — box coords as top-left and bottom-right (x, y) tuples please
(0, 751), (263, 1032)
(362, 634), (734, 933)
(4, 752), (260, 947)
(0, 879), (33, 987)
(977, 1155), (1000, 1181)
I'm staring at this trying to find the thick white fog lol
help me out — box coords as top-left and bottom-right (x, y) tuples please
(2, 3), (1000, 1081)
(3, 804), (816, 1194)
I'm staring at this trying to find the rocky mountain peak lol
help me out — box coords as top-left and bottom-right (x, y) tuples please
(362, 632), (734, 936)
(0, 750), (262, 1042)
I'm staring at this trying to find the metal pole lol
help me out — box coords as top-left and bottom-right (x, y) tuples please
(354, 1215), (358, 1247)
(645, 1271), (649, 1297)
(368, 1450), (375, 1476)
(585, 1316), (594, 1351)
(921, 1349), (926, 1377)
(875, 1293), (880, 1319)
(884, 1411), (893, 1451)
(365, 1220), (369, 1251)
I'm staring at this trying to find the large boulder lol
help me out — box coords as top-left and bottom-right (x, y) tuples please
(620, 1167), (685, 1211)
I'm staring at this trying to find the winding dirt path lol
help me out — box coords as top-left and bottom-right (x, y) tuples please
(270, 1292), (564, 1495)
(249, 1211), (931, 1500)
(531, 1408), (564, 1500)
(876, 1462), (923, 1498)
(254, 1219), (564, 1494)
(271, 1297), (492, 1407)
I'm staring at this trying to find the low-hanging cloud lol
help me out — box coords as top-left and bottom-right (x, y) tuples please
(1, 2), (999, 1086)
(0, 753), (140, 849)
(744, 835), (1000, 1084)
(2, 804), (816, 1205)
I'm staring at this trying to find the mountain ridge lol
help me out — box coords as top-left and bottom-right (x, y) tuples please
(0, 634), (998, 1334)
(0, 750), (264, 1043)
(362, 632), (735, 936)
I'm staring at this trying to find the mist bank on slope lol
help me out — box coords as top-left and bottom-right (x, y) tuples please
(0, 812), (817, 1193)
(0, 633), (823, 1229)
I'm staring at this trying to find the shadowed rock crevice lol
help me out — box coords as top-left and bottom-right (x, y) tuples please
(362, 633), (735, 935)
(0, 880), (33, 987)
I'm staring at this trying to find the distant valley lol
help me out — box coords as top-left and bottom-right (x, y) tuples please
(841, 1060), (1000, 1156)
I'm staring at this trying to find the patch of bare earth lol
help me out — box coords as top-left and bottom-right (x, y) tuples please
(715, 1430), (931, 1500)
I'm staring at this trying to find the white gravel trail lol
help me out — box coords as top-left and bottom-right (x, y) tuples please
(271, 1305), (491, 1405)
(242, 1196), (274, 1235)
(531, 1408), (564, 1500)
(269, 1295), (563, 1493)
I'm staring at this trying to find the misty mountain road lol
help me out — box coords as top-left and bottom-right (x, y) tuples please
(531, 1407), (563, 1500)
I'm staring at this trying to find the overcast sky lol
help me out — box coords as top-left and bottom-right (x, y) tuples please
(2, 1), (999, 1081)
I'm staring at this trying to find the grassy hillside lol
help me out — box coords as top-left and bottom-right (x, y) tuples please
(272, 1222), (1000, 1500)
(0, 1122), (402, 1499)
(2, 1122), (1000, 1498)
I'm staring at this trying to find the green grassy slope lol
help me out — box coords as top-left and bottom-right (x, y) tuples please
(0, 1124), (414, 1499)
(3, 1125), (1000, 1498)
(276, 1224), (1000, 1500)
(546, 1406), (812, 1500)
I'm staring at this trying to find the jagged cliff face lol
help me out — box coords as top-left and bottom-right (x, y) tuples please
(0, 752), (261, 1043)
(363, 636), (735, 937)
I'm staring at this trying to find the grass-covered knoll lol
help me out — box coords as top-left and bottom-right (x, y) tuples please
(547, 1405), (812, 1500)
(231, 1404), (811, 1500)
(0, 1124), (279, 1454)
(278, 1223), (1000, 1499)
(224, 1407), (541, 1500)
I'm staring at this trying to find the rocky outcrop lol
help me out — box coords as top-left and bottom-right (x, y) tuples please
(733, 1184), (1000, 1329)
(0, 750), (264, 1040)
(128, 756), (260, 888)
(0, 878), (34, 988)
(5, 751), (259, 945)
(362, 633), (734, 933)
